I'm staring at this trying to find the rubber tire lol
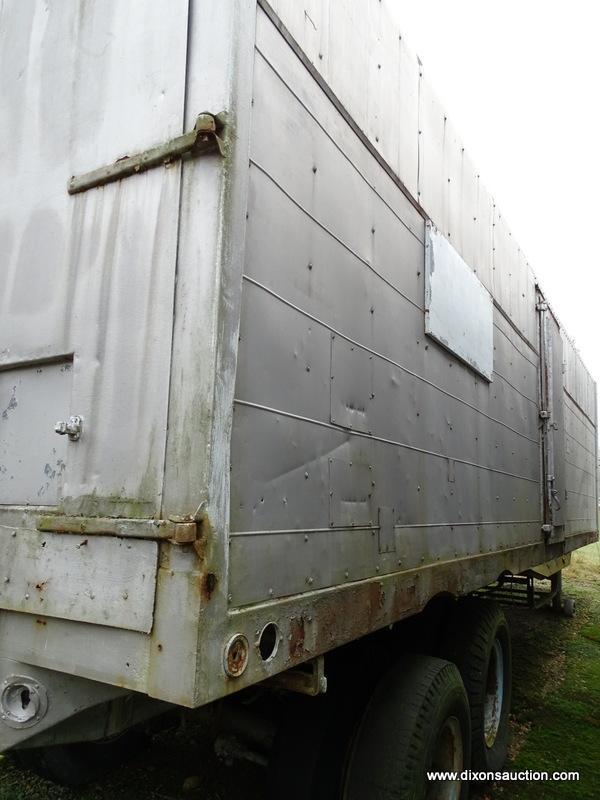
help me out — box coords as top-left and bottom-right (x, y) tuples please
(439, 598), (511, 773)
(268, 695), (354, 800)
(562, 597), (575, 617)
(15, 730), (146, 787)
(344, 655), (471, 800)
(268, 643), (388, 800)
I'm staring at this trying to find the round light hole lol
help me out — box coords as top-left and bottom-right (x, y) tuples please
(258, 623), (279, 661)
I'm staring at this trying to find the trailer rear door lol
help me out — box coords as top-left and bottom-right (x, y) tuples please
(0, 0), (189, 518)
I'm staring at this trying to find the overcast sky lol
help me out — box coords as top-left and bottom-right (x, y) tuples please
(390, 0), (600, 388)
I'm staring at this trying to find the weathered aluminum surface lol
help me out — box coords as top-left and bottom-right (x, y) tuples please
(0, 0), (596, 725)
(262, 0), (539, 350)
(0, 362), (71, 505)
(229, 7), (545, 610)
(0, 0), (188, 519)
(36, 515), (197, 543)
(68, 113), (226, 195)
(562, 330), (598, 536)
(0, 658), (125, 751)
(0, 528), (158, 633)
(425, 223), (493, 380)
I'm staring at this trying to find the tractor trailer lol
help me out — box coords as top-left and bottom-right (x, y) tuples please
(0, 1), (597, 797)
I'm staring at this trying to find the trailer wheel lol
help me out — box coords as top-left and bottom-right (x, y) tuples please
(15, 729), (145, 787)
(344, 655), (470, 800)
(562, 597), (576, 617)
(439, 598), (511, 773)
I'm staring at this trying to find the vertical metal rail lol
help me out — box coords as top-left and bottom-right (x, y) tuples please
(538, 298), (555, 540)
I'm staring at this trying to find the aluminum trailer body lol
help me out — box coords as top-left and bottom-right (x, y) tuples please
(0, 0), (597, 750)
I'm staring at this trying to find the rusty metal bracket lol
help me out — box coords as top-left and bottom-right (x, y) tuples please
(264, 656), (327, 696)
(67, 112), (227, 195)
(36, 514), (198, 543)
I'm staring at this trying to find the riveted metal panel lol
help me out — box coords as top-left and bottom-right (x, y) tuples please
(330, 336), (375, 434)
(236, 283), (332, 425)
(562, 333), (597, 425)
(231, 8), (550, 618)
(329, 457), (376, 528)
(378, 506), (396, 554)
(425, 224), (493, 380)
(417, 74), (445, 221)
(0, 530), (158, 633)
(230, 402), (334, 534)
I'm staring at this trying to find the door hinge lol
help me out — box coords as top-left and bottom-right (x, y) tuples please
(68, 111), (227, 195)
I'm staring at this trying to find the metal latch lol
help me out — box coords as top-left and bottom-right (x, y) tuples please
(539, 410), (550, 419)
(54, 415), (83, 442)
(67, 112), (226, 195)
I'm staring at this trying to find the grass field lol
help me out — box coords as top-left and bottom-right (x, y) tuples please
(492, 541), (600, 800)
(1, 542), (598, 799)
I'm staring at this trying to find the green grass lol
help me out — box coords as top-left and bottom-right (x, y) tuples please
(491, 542), (600, 800)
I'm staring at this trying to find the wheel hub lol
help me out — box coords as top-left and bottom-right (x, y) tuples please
(484, 638), (504, 748)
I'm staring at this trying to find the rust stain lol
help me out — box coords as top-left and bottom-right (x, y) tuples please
(225, 634), (250, 678)
(201, 572), (218, 601)
(289, 616), (306, 659)
(193, 514), (212, 562)
(34, 580), (48, 591)
(35, 618), (47, 626)
(391, 583), (417, 621)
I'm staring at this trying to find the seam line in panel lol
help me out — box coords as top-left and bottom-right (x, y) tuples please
(564, 430), (596, 458)
(230, 520), (542, 537)
(242, 274), (540, 446)
(493, 321), (538, 368)
(249, 159), (423, 314)
(566, 489), (597, 501)
(256, 0), (423, 219)
(234, 398), (541, 484)
(254, 46), (423, 247)
(492, 368), (538, 407)
(563, 388), (597, 432)
(257, 0), (544, 364)
(564, 459), (596, 480)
